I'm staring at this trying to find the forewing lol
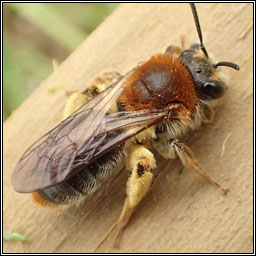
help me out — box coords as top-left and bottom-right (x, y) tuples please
(69, 109), (168, 174)
(11, 75), (129, 193)
(11, 70), (169, 193)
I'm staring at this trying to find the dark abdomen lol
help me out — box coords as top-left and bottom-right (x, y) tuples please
(33, 146), (124, 206)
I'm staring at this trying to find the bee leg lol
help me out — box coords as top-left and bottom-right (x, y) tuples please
(82, 70), (121, 94)
(64, 70), (121, 118)
(153, 138), (228, 194)
(172, 140), (229, 194)
(114, 145), (156, 248)
(165, 36), (185, 55)
(165, 45), (182, 56)
(202, 104), (215, 123)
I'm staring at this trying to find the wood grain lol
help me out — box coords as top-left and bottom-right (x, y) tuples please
(3, 3), (253, 253)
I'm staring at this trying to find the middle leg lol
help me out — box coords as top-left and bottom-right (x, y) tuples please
(153, 138), (228, 194)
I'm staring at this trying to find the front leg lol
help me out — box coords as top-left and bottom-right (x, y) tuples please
(114, 145), (156, 248)
(164, 36), (185, 56)
(165, 45), (183, 56)
(153, 138), (228, 194)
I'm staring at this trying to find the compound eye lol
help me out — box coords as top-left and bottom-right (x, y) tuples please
(203, 81), (225, 99)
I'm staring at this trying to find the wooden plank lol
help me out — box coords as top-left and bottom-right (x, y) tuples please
(3, 3), (253, 253)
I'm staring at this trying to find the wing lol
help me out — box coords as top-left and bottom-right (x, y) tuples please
(11, 74), (169, 193)
(68, 108), (167, 175)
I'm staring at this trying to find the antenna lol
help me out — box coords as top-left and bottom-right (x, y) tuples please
(214, 61), (240, 70)
(190, 3), (208, 58)
(190, 3), (240, 71)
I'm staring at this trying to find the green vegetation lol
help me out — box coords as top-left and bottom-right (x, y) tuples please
(3, 231), (26, 242)
(3, 3), (119, 121)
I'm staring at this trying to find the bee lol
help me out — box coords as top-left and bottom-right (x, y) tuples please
(11, 3), (239, 248)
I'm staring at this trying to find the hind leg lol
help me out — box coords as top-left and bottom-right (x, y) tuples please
(114, 145), (156, 248)
(64, 70), (121, 118)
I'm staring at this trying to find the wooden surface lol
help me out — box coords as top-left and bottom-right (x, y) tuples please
(3, 3), (253, 253)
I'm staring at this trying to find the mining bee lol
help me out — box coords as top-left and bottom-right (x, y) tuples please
(11, 3), (239, 248)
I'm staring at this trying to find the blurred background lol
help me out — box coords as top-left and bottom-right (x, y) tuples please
(3, 3), (119, 121)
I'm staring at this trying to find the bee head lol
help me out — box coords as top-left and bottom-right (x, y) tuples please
(182, 4), (239, 100)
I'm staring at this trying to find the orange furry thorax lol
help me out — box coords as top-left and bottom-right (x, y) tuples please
(118, 54), (199, 115)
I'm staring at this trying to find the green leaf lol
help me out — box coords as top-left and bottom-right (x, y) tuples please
(3, 231), (27, 242)
(48, 84), (64, 93)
